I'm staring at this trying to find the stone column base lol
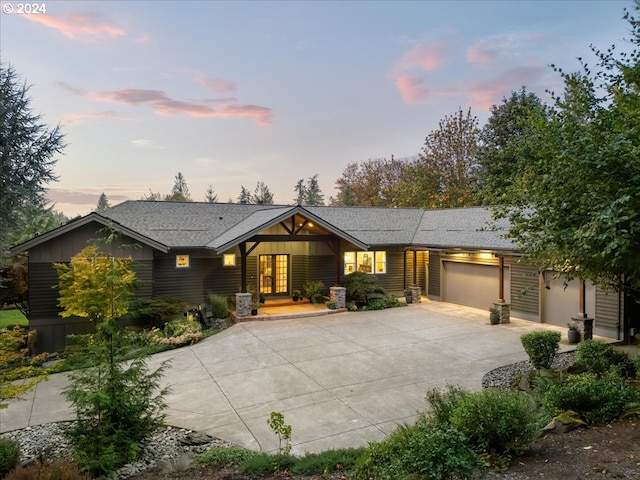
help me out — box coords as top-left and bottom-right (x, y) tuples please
(330, 286), (346, 309)
(572, 316), (594, 340)
(494, 302), (510, 324)
(235, 292), (252, 317)
(409, 286), (421, 303)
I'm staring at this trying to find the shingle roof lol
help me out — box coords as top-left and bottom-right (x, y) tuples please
(12, 200), (518, 254)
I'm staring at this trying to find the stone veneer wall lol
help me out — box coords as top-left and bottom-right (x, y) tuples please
(235, 292), (252, 317)
(330, 286), (346, 309)
(409, 286), (421, 303)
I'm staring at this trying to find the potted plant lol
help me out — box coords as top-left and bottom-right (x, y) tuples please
(489, 305), (500, 325)
(326, 300), (336, 310)
(567, 322), (581, 344)
(292, 289), (300, 301)
(405, 289), (413, 304)
(259, 292), (266, 304)
(251, 301), (259, 316)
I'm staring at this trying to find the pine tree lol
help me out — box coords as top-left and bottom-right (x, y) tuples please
(95, 192), (110, 212)
(204, 184), (218, 203)
(165, 172), (191, 201)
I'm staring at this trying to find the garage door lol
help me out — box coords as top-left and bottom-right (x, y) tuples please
(542, 273), (596, 328)
(442, 261), (509, 310)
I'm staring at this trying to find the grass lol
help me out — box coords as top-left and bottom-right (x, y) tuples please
(0, 308), (27, 327)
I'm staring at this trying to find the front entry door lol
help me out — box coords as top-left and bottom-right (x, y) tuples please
(259, 254), (289, 295)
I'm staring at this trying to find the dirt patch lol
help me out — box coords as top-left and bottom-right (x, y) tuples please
(129, 417), (640, 480)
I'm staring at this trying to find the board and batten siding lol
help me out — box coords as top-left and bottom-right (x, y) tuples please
(510, 262), (540, 321)
(153, 249), (218, 306)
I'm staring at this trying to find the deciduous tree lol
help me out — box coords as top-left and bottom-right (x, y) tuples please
(493, 2), (640, 296)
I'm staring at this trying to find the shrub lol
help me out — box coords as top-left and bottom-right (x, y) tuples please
(123, 296), (187, 328)
(425, 385), (471, 427)
(291, 448), (366, 475)
(520, 331), (561, 369)
(197, 446), (259, 468)
(3, 458), (91, 480)
(0, 437), (20, 478)
(449, 389), (539, 457)
(207, 293), (229, 319)
(303, 280), (325, 304)
(542, 372), (640, 425)
(240, 452), (296, 475)
(353, 419), (482, 480)
(574, 340), (634, 377)
(155, 319), (203, 347)
(366, 298), (387, 310)
(343, 272), (384, 305)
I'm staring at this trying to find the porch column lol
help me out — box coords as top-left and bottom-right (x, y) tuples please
(413, 250), (418, 286)
(240, 242), (247, 292)
(498, 256), (505, 303)
(334, 240), (341, 286)
(495, 256), (510, 323)
(573, 279), (594, 340)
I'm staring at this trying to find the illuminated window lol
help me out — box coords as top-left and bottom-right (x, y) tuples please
(176, 255), (190, 268)
(344, 251), (386, 274)
(223, 254), (236, 266)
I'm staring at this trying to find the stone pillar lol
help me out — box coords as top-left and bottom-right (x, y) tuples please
(409, 286), (421, 303)
(572, 316), (594, 340)
(235, 292), (252, 318)
(330, 286), (346, 309)
(494, 302), (510, 324)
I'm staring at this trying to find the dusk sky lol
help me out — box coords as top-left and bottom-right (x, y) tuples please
(0, 0), (630, 217)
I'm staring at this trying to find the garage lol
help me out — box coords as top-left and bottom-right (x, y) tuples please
(442, 260), (509, 310)
(542, 273), (597, 327)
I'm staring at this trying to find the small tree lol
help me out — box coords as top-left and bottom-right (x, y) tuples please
(204, 184), (218, 203)
(55, 244), (168, 476)
(165, 171), (191, 201)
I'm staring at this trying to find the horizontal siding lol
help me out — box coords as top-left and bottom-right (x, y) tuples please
(291, 255), (308, 294)
(29, 262), (61, 319)
(308, 255), (335, 295)
(153, 251), (216, 306)
(510, 263), (539, 315)
(377, 251), (404, 295)
(428, 252), (441, 297)
(595, 287), (620, 329)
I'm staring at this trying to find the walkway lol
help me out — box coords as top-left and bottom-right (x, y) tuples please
(0, 300), (616, 455)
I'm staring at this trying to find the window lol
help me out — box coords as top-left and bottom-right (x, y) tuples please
(344, 251), (386, 274)
(176, 255), (190, 268)
(223, 254), (236, 266)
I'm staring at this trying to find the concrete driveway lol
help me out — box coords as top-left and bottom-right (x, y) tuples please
(1, 301), (579, 454)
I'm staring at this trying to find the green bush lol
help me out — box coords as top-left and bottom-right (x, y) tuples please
(197, 446), (259, 468)
(303, 280), (325, 304)
(291, 448), (366, 475)
(207, 293), (229, 319)
(366, 298), (387, 310)
(343, 272), (385, 305)
(520, 331), (561, 369)
(240, 452), (297, 475)
(542, 373), (640, 425)
(425, 385), (471, 427)
(164, 318), (201, 338)
(0, 437), (20, 478)
(575, 340), (634, 377)
(353, 419), (482, 480)
(449, 389), (539, 457)
(123, 296), (187, 328)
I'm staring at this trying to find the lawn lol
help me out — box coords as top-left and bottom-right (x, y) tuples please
(0, 308), (28, 327)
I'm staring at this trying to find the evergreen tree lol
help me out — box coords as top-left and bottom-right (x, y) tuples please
(165, 172), (191, 201)
(95, 192), (110, 212)
(204, 184), (218, 203)
(253, 180), (274, 204)
(293, 179), (306, 205)
(237, 185), (252, 204)
(294, 175), (325, 205)
(0, 64), (64, 263)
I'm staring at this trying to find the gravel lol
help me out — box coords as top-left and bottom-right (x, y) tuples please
(481, 351), (576, 389)
(1, 422), (233, 479)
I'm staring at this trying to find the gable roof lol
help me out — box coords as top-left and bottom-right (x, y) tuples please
(10, 201), (517, 255)
(10, 211), (170, 255)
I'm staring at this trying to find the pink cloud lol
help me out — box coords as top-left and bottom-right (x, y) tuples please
(394, 75), (428, 103)
(83, 87), (273, 125)
(396, 42), (449, 71)
(466, 39), (499, 64)
(466, 66), (547, 110)
(198, 77), (237, 93)
(61, 111), (134, 125)
(23, 13), (126, 41)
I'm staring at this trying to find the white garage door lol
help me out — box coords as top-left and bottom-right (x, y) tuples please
(443, 261), (508, 310)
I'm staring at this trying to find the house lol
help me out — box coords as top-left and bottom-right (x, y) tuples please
(10, 201), (632, 353)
